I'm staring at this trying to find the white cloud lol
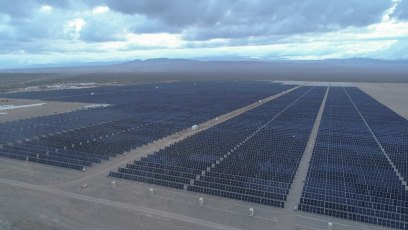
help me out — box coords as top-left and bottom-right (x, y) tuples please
(125, 33), (184, 48)
(93, 6), (109, 14)
(64, 18), (86, 40)
(40, 5), (52, 11)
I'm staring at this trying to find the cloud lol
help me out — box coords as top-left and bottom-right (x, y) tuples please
(392, 0), (408, 20)
(93, 6), (109, 14)
(41, 5), (52, 11)
(64, 18), (86, 40)
(0, 0), (71, 18)
(105, 0), (225, 29)
(104, 0), (393, 41)
(0, 0), (407, 68)
(78, 12), (135, 42)
(0, 0), (395, 45)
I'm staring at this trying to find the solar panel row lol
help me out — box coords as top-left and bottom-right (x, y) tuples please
(344, 87), (408, 184)
(299, 87), (408, 230)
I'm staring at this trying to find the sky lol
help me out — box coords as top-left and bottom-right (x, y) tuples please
(0, 0), (408, 68)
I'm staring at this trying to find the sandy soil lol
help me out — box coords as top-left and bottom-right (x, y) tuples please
(0, 98), (94, 123)
(354, 83), (408, 120)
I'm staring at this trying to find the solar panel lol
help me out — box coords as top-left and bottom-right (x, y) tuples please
(299, 87), (408, 229)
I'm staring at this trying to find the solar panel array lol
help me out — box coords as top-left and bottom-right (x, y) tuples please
(299, 87), (408, 230)
(110, 86), (327, 207)
(345, 87), (408, 184)
(0, 82), (292, 170)
(3, 80), (407, 228)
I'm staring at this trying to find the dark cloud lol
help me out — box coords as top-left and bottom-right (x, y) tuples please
(0, 0), (395, 45)
(0, 12), (67, 45)
(0, 0), (79, 45)
(105, 0), (226, 28)
(104, 0), (393, 40)
(79, 15), (129, 42)
(392, 0), (408, 20)
(0, 0), (71, 18)
(131, 18), (182, 34)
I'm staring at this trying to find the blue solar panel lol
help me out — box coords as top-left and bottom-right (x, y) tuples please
(299, 87), (408, 230)
(110, 86), (327, 208)
(0, 82), (293, 171)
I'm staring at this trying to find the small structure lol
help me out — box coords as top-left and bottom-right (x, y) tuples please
(199, 197), (204, 206)
(272, 217), (277, 225)
(327, 222), (333, 230)
(149, 188), (154, 196)
(83, 104), (109, 110)
(0, 105), (13, 110)
(249, 208), (254, 216)
(192, 125), (198, 131)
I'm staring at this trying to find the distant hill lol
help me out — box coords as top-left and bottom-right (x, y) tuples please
(2, 58), (407, 73)
(114, 58), (408, 76)
(1, 58), (407, 83)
